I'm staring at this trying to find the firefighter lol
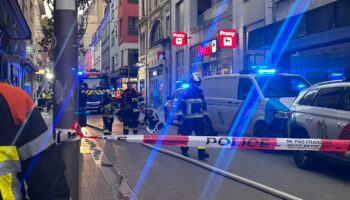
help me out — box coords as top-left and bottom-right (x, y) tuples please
(46, 89), (53, 112)
(0, 82), (70, 199)
(100, 90), (116, 135)
(177, 73), (210, 160)
(37, 86), (43, 111)
(140, 104), (164, 134)
(121, 82), (144, 135)
(79, 83), (88, 127)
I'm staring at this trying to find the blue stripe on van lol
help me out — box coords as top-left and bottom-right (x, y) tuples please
(265, 98), (289, 124)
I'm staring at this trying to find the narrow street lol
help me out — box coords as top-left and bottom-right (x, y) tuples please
(85, 114), (350, 200)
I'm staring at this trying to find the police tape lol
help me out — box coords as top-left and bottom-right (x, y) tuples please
(59, 122), (350, 151)
(97, 135), (350, 152)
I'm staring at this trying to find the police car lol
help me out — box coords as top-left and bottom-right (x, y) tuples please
(288, 79), (350, 169)
(201, 67), (311, 138)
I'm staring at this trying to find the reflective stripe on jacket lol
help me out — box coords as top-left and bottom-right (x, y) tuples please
(0, 83), (70, 199)
(177, 86), (208, 120)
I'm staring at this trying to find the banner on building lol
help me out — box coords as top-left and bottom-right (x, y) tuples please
(172, 32), (187, 46)
(218, 29), (237, 48)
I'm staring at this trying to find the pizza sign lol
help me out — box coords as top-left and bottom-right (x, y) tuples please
(172, 32), (187, 46)
(218, 29), (237, 48)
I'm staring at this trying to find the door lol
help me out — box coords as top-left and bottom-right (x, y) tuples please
(311, 87), (345, 139)
(202, 77), (237, 133)
(295, 89), (319, 138)
(233, 77), (261, 135)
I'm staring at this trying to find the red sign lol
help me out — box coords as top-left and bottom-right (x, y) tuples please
(198, 45), (212, 58)
(218, 29), (237, 48)
(172, 32), (187, 46)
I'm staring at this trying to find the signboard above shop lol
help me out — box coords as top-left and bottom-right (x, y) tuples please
(172, 32), (187, 46)
(218, 29), (237, 48)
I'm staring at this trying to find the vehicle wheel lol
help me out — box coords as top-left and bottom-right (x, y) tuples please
(204, 117), (217, 136)
(254, 123), (271, 138)
(292, 128), (316, 170)
(293, 150), (315, 170)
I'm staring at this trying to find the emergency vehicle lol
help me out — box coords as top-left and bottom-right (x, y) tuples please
(288, 79), (350, 169)
(78, 71), (110, 112)
(200, 67), (311, 138)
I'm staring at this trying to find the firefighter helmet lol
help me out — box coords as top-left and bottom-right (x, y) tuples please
(189, 73), (201, 86)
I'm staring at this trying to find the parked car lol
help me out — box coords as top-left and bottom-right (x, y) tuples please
(288, 80), (350, 169)
(200, 73), (311, 138)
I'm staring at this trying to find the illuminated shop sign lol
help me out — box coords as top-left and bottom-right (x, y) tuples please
(172, 32), (187, 46)
(218, 29), (237, 48)
(198, 39), (216, 58)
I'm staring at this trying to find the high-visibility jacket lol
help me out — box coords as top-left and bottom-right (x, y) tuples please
(0, 83), (70, 199)
(177, 86), (208, 120)
(100, 98), (116, 118)
(143, 109), (159, 123)
(122, 89), (144, 113)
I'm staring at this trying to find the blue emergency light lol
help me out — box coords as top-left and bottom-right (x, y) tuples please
(77, 71), (83, 76)
(181, 83), (190, 88)
(257, 69), (276, 74)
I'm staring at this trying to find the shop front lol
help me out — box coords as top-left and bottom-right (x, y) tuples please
(0, 0), (31, 87)
(189, 39), (232, 80)
(248, 0), (350, 83)
(148, 64), (163, 108)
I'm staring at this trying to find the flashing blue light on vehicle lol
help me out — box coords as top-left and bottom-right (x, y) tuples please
(331, 73), (343, 77)
(77, 71), (83, 76)
(297, 84), (306, 89)
(176, 81), (182, 83)
(258, 69), (276, 74)
(181, 83), (190, 88)
(251, 65), (268, 69)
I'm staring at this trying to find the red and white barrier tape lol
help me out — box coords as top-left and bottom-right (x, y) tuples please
(94, 135), (350, 152)
(59, 121), (350, 152)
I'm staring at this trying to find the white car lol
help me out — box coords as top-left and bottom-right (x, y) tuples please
(201, 73), (310, 137)
(288, 80), (350, 169)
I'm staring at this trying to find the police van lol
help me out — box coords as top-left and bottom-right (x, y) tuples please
(201, 68), (310, 137)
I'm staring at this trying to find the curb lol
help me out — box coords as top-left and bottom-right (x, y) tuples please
(86, 124), (138, 200)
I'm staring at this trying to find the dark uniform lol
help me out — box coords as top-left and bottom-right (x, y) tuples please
(100, 94), (116, 135)
(79, 83), (88, 127)
(177, 74), (209, 160)
(143, 109), (161, 130)
(0, 83), (70, 199)
(121, 88), (144, 135)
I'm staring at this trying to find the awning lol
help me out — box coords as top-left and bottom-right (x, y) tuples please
(24, 58), (39, 72)
(0, 0), (31, 39)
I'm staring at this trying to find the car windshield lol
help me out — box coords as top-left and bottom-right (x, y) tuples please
(256, 76), (310, 98)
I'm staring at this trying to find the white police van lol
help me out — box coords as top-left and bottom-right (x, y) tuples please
(201, 68), (310, 137)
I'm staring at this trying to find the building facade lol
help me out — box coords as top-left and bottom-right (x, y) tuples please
(138, 0), (350, 107)
(0, 0), (46, 99)
(138, 0), (170, 107)
(79, 0), (107, 71)
(112, 0), (139, 90)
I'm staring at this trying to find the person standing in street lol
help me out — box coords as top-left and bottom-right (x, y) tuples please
(79, 83), (88, 127)
(36, 86), (43, 111)
(100, 90), (116, 135)
(177, 73), (210, 160)
(0, 82), (70, 199)
(121, 82), (144, 135)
